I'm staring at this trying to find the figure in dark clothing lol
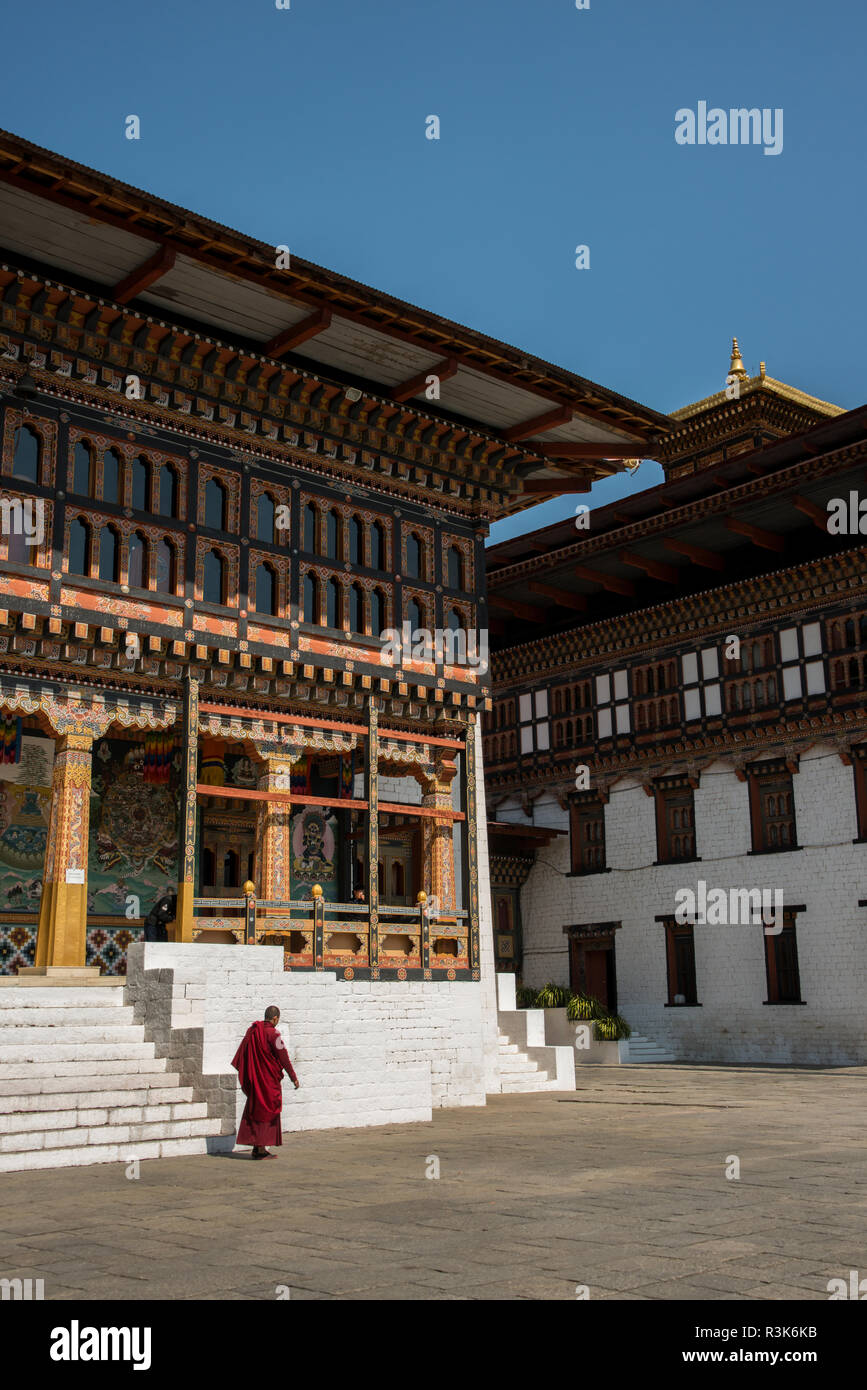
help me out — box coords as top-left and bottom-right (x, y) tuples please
(143, 889), (177, 942)
(231, 1006), (300, 1160)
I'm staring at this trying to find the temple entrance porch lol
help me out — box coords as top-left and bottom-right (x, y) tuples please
(2, 682), (481, 984)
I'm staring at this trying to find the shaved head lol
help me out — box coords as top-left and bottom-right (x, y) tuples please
(264, 1006), (280, 1023)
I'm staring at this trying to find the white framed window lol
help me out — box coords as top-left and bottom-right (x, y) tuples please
(779, 622), (825, 700)
(519, 688), (550, 754)
(596, 669), (629, 738)
(681, 647), (722, 721)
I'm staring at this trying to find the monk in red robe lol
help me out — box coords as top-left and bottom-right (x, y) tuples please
(231, 1006), (300, 1160)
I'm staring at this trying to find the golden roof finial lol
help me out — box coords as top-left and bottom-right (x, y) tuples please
(729, 337), (748, 381)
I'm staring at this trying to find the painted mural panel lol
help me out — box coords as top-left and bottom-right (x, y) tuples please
(0, 734), (54, 914)
(290, 807), (339, 901)
(88, 737), (179, 918)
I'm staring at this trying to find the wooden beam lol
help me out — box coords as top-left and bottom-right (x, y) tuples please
(197, 701), (464, 748)
(791, 494), (829, 531)
(197, 783), (368, 810)
(527, 581), (587, 610)
(537, 442), (647, 459)
(489, 594), (547, 622)
(520, 475), (592, 495)
(661, 537), (725, 571)
(724, 517), (785, 552)
(574, 564), (635, 597)
(503, 405), (572, 443)
(390, 356), (458, 403)
(619, 550), (679, 584)
(112, 244), (176, 305)
(264, 307), (332, 358)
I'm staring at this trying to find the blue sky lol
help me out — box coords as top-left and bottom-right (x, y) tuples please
(2, 0), (863, 542)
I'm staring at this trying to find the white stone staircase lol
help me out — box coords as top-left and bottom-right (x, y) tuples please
(621, 1032), (677, 1063)
(0, 983), (228, 1173)
(495, 976), (576, 1093)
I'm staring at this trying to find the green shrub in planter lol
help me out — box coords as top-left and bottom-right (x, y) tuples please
(515, 986), (537, 1010)
(593, 1014), (632, 1041)
(534, 982), (571, 1009)
(567, 993), (606, 1021)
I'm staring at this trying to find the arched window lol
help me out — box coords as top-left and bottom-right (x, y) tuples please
(72, 440), (93, 495)
(349, 516), (362, 566)
(370, 587), (385, 634)
(68, 518), (91, 576)
(205, 478), (226, 531)
(447, 607), (464, 633)
(326, 577), (340, 628)
(257, 492), (275, 544)
(155, 538), (176, 594)
(159, 464), (178, 518)
(370, 521), (384, 570)
(304, 572), (320, 624)
(407, 598), (423, 632)
(99, 525), (119, 583)
(131, 456), (149, 512)
(102, 448), (121, 504)
(12, 426), (39, 483)
(405, 531), (421, 579)
(326, 509), (341, 560)
(127, 531), (147, 589)
(349, 582), (363, 633)
(203, 550), (225, 605)
(255, 562), (276, 616)
(448, 545), (464, 590)
(304, 503), (317, 553)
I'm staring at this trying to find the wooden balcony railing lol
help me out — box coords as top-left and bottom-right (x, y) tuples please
(191, 884), (469, 974)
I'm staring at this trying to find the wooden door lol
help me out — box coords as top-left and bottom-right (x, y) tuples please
(569, 935), (617, 1013)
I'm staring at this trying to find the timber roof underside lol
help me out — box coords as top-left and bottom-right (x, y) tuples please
(0, 130), (670, 510)
(485, 405), (867, 647)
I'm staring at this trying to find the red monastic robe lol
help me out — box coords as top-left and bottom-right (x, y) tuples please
(231, 1020), (299, 1147)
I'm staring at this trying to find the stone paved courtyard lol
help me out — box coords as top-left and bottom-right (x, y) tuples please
(1, 1064), (865, 1301)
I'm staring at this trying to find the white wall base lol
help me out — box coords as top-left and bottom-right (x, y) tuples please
(126, 943), (496, 1136)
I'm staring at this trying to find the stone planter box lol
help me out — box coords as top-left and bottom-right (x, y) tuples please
(541, 1007), (621, 1064)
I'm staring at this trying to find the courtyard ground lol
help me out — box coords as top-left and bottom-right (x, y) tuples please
(1, 1063), (865, 1301)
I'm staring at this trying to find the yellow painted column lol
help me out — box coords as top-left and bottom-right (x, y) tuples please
(35, 733), (94, 968)
(421, 756), (458, 913)
(255, 756), (295, 900)
(175, 676), (198, 942)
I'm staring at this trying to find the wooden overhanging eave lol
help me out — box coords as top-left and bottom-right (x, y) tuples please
(0, 128), (669, 496)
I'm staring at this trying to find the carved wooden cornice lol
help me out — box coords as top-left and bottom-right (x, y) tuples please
(493, 549), (867, 686)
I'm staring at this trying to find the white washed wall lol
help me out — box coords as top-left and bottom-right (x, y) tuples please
(514, 745), (867, 1065)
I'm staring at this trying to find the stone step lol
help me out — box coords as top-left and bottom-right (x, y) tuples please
(0, 1083), (194, 1113)
(0, 1023), (146, 1046)
(0, 1005), (139, 1027)
(0, 1042), (158, 1064)
(625, 1034), (677, 1063)
(0, 988), (126, 1007)
(2, 1099), (210, 1136)
(0, 1056), (170, 1080)
(499, 1075), (558, 1093)
(0, 1135), (217, 1175)
(0, 1114), (222, 1156)
(0, 1071), (183, 1098)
